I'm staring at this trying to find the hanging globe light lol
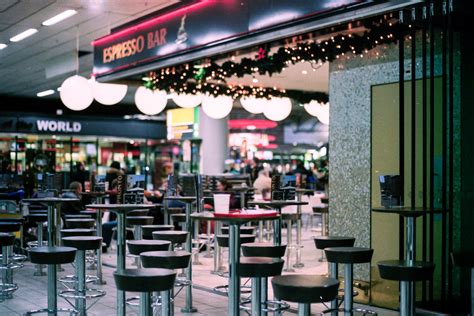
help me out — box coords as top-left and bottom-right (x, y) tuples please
(90, 78), (128, 105)
(304, 100), (330, 125)
(201, 95), (233, 119)
(134, 87), (167, 115)
(240, 96), (268, 114)
(263, 97), (292, 121)
(172, 93), (202, 108)
(59, 75), (93, 111)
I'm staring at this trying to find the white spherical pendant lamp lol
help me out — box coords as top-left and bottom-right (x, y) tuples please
(201, 95), (233, 119)
(90, 78), (127, 105)
(240, 96), (268, 114)
(60, 75), (93, 111)
(263, 97), (292, 121)
(134, 87), (168, 115)
(172, 93), (202, 108)
(304, 101), (330, 125)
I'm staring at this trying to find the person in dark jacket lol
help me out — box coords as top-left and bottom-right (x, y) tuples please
(61, 181), (84, 216)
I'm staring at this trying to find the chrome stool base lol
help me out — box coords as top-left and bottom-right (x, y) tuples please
(24, 307), (78, 315)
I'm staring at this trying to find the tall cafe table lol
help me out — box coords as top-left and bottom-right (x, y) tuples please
(294, 189), (314, 267)
(372, 206), (446, 315)
(164, 196), (198, 313)
(191, 210), (279, 316)
(80, 191), (114, 285)
(23, 197), (79, 247)
(247, 200), (308, 246)
(86, 203), (154, 316)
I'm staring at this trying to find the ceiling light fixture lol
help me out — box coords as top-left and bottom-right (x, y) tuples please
(201, 95), (233, 119)
(0, 43), (7, 50)
(262, 97), (292, 121)
(60, 75), (94, 111)
(42, 9), (77, 26)
(90, 77), (127, 105)
(134, 87), (167, 115)
(10, 28), (38, 42)
(37, 89), (55, 97)
(301, 70), (308, 75)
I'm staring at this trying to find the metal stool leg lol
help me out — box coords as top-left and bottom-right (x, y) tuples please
(76, 250), (86, 315)
(48, 263), (58, 315)
(251, 277), (262, 316)
(261, 277), (268, 316)
(298, 303), (310, 316)
(344, 264), (353, 316)
(140, 292), (152, 316)
(34, 223), (46, 276)
(329, 262), (339, 316)
(161, 290), (171, 316)
(283, 219), (294, 272)
(133, 226), (142, 268)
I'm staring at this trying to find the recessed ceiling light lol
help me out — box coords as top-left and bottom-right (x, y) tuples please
(42, 10), (77, 26)
(10, 28), (38, 42)
(252, 78), (259, 83)
(37, 89), (55, 97)
(301, 70), (308, 75)
(0, 43), (7, 50)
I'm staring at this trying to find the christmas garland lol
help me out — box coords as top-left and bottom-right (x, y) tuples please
(142, 19), (402, 104)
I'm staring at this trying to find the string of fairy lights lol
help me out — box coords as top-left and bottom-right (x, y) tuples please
(142, 18), (406, 104)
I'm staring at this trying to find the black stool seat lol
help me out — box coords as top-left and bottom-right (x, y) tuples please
(314, 236), (355, 250)
(62, 236), (103, 251)
(142, 225), (174, 239)
(240, 257), (284, 278)
(378, 260), (435, 282)
(127, 240), (171, 256)
(167, 207), (184, 214)
(65, 219), (95, 229)
(127, 209), (149, 217)
(80, 210), (99, 219)
(272, 275), (339, 303)
(171, 214), (186, 222)
(451, 251), (474, 267)
(216, 234), (256, 248)
(221, 226), (255, 235)
(114, 268), (176, 292)
(64, 214), (91, 219)
(281, 213), (301, 221)
(0, 233), (15, 246)
(60, 228), (96, 237)
(242, 242), (287, 258)
(325, 247), (373, 264)
(312, 206), (328, 213)
(29, 210), (48, 214)
(28, 246), (76, 265)
(27, 214), (48, 223)
(152, 230), (188, 244)
(0, 222), (21, 232)
(126, 216), (154, 226)
(141, 250), (192, 269)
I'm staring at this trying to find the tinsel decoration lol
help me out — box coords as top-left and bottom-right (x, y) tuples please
(142, 19), (403, 104)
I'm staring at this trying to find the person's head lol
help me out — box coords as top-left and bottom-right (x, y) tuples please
(75, 161), (85, 171)
(110, 161), (121, 170)
(217, 179), (230, 192)
(69, 181), (82, 195)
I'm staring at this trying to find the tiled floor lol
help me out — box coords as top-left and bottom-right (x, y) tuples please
(2, 218), (398, 315)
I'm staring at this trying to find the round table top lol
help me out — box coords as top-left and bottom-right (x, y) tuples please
(191, 210), (279, 223)
(295, 188), (315, 194)
(85, 204), (154, 213)
(23, 197), (79, 203)
(164, 196), (196, 202)
(231, 186), (255, 192)
(248, 200), (308, 208)
(80, 191), (115, 197)
(372, 206), (446, 217)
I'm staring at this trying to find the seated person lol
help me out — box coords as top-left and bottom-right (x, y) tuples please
(61, 181), (85, 217)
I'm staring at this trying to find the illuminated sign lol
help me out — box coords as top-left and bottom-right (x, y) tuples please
(36, 120), (81, 133)
(92, 0), (367, 77)
(167, 108), (199, 140)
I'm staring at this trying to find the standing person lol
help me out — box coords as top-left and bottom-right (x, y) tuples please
(253, 169), (272, 195)
(71, 162), (88, 189)
(105, 161), (123, 187)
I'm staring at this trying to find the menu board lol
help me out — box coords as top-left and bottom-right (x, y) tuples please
(166, 108), (199, 140)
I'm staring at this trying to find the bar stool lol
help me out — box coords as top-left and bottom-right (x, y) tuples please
(64, 215), (92, 220)
(240, 257), (285, 316)
(127, 239), (171, 268)
(128, 209), (149, 217)
(242, 242), (287, 315)
(220, 226), (255, 235)
(65, 219), (95, 229)
(0, 221), (24, 294)
(0, 233), (21, 301)
(60, 236), (106, 315)
(152, 230), (188, 251)
(281, 212), (300, 272)
(272, 274), (340, 316)
(142, 225), (174, 240)
(314, 236), (355, 262)
(0, 221), (25, 262)
(311, 205), (329, 234)
(378, 260), (435, 316)
(141, 250), (192, 315)
(113, 268), (176, 316)
(26, 246), (78, 315)
(126, 216), (154, 240)
(26, 214), (48, 276)
(61, 229), (96, 237)
(325, 247), (375, 315)
(170, 214), (186, 231)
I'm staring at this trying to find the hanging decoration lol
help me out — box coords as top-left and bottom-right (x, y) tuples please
(304, 101), (330, 125)
(134, 87), (167, 115)
(90, 77), (128, 105)
(60, 75), (94, 111)
(201, 95), (233, 119)
(140, 19), (401, 105)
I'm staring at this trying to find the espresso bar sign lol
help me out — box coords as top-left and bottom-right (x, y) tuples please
(36, 120), (81, 133)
